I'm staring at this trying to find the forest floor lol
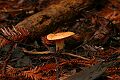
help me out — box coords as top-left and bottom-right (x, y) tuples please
(0, 0), (120, 80)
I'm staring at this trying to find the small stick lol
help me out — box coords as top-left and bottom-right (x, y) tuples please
(22, 48), (52, 54)
(22, 48), (90, 60)
(61, 53), (90, 60)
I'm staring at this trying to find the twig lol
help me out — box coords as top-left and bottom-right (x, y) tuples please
(22, 48), (52, 54)
(61, 53), (90, 60)
(22, 48), (90, 60)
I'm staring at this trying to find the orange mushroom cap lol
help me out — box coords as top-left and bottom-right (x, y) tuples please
(47, 32), (75, 40)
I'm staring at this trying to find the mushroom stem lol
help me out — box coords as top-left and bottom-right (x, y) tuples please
(56, 39), (64, 51)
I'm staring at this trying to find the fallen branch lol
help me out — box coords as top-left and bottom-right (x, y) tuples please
(22, 48), (90, 60)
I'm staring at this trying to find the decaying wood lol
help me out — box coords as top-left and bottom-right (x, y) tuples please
(16, 0), (93, 35)
(0, 0), (93, 48)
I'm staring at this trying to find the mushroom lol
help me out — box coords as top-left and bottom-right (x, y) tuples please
(47, 32), (75, 51)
